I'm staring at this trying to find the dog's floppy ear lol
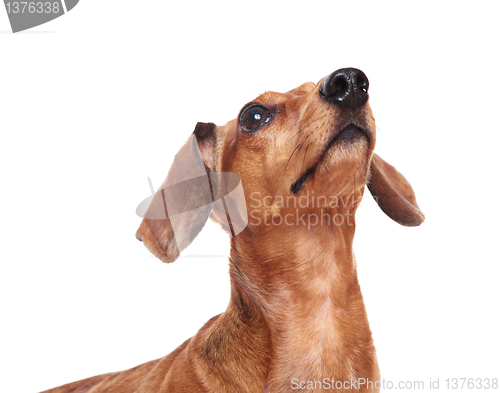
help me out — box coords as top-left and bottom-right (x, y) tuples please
(367, 154), (425, 227)
(136, 122), (217, 263)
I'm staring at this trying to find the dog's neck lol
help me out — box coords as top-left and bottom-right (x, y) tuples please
(197, 206), (379, 392)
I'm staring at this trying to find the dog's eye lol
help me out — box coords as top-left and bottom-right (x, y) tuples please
(239, 105), (271, 133)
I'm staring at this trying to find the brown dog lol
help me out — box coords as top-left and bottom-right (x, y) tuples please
(43, 68), (424, 393)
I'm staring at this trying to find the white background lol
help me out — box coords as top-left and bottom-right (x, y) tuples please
(1, 1), (499, 392)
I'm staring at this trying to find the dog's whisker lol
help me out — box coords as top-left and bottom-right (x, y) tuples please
(302, 144), (311, 170)
(281, 141), (304, 190)
(280, 116), (330, 195)
(284, 115), (327, 144)
(281, 121), (314, 192)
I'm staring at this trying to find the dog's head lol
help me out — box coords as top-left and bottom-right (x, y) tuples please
(137, 68), (424, 263)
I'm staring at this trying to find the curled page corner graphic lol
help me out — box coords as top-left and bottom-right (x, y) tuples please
(136, 172), (248, 242)
(3, 0), (79, 33)
(136, 134), (249, 256)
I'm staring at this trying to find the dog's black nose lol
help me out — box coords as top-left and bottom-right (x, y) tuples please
(319, 68), (369, 109)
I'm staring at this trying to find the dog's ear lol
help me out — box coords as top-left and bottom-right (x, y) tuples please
(136, 122), (217, 263)
(367, 154), (425, 227)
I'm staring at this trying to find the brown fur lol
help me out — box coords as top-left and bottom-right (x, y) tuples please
(42, 74), (424, 393)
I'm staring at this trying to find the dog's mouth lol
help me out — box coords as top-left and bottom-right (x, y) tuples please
(290, 125), (369, 195)
(331, 125), (368, 145)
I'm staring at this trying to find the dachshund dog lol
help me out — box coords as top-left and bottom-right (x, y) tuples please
(43, 68), (424, 393)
